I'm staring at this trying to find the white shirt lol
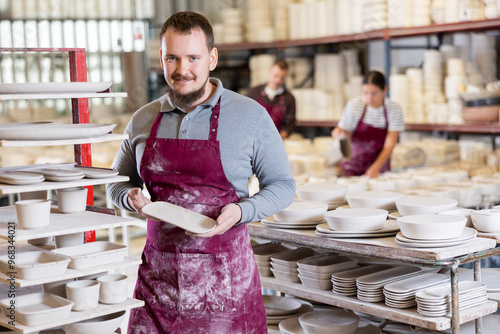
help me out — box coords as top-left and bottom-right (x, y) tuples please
(338, 98), (405, 132)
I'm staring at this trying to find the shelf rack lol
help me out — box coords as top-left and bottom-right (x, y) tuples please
(248, 222), (500, 333)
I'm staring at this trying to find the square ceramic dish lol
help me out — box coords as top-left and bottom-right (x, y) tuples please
(296, 254), (357, 274)
(0, 292), (73, 326)
(0, 251), (70, 280)
(51, 241), (128, 269)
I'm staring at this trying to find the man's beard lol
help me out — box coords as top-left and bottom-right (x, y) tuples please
(165, 74), (208, 110)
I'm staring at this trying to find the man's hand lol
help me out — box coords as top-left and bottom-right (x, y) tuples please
(127, 188), (152, 219)
(192, 203), (242, 238)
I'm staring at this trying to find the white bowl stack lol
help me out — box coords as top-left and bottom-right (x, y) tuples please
(331, 264), (393, 296)
(484, 0), (499, 18)
(406, 68), (426, 123)
(415, 281), (488, 317)
(220, 8), (244, 43)
(387, 0), (413, 28)
(247, 0), (275, 43)
(350, 0), (365, 33)
(270, 248), (317, 283)
(249, 54), (276, 87)
(383, 273), (450, 309)
(431, 0), (446, 23)
(337, 0), (352, 35)
(263, 200), (328, 229)
(444, 0), (460, 23)
(423, 50), (445, 116)
(346, 191), (403, 211)
(458, 0), (485, 21)
(296, 254), (358, 290)
(363, 0), (387, 32)
(412, 0), (431, 26)
(390, 74), (411, 122)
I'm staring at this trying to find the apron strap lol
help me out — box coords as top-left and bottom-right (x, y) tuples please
(149, 112), (164, 139)
(356, 103), (389, 129)
(209, 97), (222, 141)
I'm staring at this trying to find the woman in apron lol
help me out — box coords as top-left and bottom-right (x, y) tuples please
(332, 71), (405, 178)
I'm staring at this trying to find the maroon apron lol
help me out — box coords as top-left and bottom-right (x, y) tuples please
(341, 104), (390, 177)
(128, 98), (267, 334)
(258, 90), (285, 130)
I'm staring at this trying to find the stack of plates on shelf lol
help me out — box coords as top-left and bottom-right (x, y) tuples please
(279, 316), (381, 334)
(346, 191), (402, 211)
(264, 200), (328, 229)
(362, 0), (387, 32)
(325, 208), (388, 232)
(0, 171), (44, 185)
(315, 219), (399, 239)
(0, 122), (117, 141)
(415, 281), (488, 317)
(25, 168), (85, 182)
(270, 248), (317, 283)
(356, 266), (423, 302)
(383, 273), (450, 309)
(296, 253), (358, 290)
(264, 296), (313, 325)
(331, 264), (393, 296)
(395, 227), (477, 248)
(413, 0), (431, 26)
(0, 81), (112, 94)
(296, 182), (348, 210)
(252, 243), (291, 277)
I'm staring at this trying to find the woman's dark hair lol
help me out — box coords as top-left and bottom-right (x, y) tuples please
(159, 11), (214, 51)
(363, 71), (386, 91)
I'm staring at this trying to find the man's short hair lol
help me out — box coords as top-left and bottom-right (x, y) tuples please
(274, 59), (288, 71)
(159, 11), (215, 51)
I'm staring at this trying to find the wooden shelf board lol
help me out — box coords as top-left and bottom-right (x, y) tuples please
(0, 297), (144, 333)
(0, 256), (141, 287)
(260, 276), (498, 331)
(0, 175), (129, 195)
(0, 92), (127, 101)
(296, 120), (338, 127)
(0, 133), (129, 147)
(248, 222), (497, 262)
(0, 205), (139, 241)
(405, 123), (500, 134)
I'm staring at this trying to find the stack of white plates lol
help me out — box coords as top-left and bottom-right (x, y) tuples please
(484, 0), (498, 18)
(458, 0), (485, 21)
(444, 0), (460, 23)
(383, 273), (450, 308)
(336, 0), (352, 35)
(296, 182), (348, 210)
(274, 0), (293, 40)
(279, 316), (381, 334)
(413, 0), (431, 26)
(315, 220), (400, 239)
(220, 8), (244, 43)
(423, 50), (444, 107)
(253, 243), (291, 277)
(264, 200), (328, 230)
(390, 74), (411, 122)
(296, 254), (358, 290)
(388, 0), (413, 28)
(431, 0), (446, 23)
(246, 0), (275, 42)
(356, 266), (423, 302)
(395, 227), (477, 248)
(270, 248), (317, 283)
(331, 265), (393, 296)
(264, 296), (314, 325)
(249, 54), (276, 88)
(406, 68), (425, 123)
(363, 0), (387, 32)
(415, 281), (488, 317)
(0, 171), (45, 185)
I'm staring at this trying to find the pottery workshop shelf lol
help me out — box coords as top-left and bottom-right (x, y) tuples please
(259, 276), (498, 332)
(0, 133), (129, 148)
(0, 297), (144, 333)
(0, 92), (127, 101)
(0, 175), (129, 195)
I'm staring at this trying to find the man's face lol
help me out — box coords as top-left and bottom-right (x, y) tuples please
(160, 28), (218, 109)
(268, 65), (287, 90)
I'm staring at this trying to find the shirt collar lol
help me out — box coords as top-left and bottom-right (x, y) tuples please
(160, 78), (223, 113)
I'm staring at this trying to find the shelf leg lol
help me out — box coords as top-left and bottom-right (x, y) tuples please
(474, 260), (483, 334)
(450, 266), (460, 334)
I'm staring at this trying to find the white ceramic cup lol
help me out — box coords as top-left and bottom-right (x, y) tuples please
(55, 232), (84, 248)
(15, 199), (51, 229)
(56, 187), (88, 213)
(66, 280), (100, 311)
(97, 274), (128, 304)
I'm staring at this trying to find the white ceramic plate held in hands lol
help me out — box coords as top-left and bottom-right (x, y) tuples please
(142, 201), (217, 234)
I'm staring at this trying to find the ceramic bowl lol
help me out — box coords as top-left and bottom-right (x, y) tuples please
(299, 309), (359, 334)
(65, 280), (100, 311)
(438, 208), (474, 227)
(61, 311), (126, 334)
(346, 191), (402, 211)
(273, 201), (329, 223)
(96, 274), (128, 304)
(55, 232), (84, 248)
(56, 187), (88, 213)
(396, 196), (458, 216)
(324, 208), (388, 231)
(397, 214), (466, 240)
(471, 209), (500, 233)
(298, 275), (333, 290)
(296, 183), (348, 203)
(15, 199), (51, 229)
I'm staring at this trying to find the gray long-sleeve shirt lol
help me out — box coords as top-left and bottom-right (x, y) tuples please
(107, 78), (296, 224)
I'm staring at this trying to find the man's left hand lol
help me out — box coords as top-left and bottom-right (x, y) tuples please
(190, 203), (242, 238)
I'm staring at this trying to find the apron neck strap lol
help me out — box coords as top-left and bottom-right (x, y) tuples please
(359, 103), (389, 128)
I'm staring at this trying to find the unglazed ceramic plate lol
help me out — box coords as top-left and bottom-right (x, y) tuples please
(0, 171), (44, 185)
(267, 299), (313, 325)
(316, 220), (399, 234)
(142, 201), (217, 234)
(0, 123), (117, 140)
(262, 295), (302, 316)
(0, 81), (112, 94)
(72, 166), (119, 178)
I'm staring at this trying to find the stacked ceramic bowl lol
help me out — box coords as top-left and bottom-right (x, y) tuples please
(296, 254), (358, 290)
(296, 182), (348, 210)
(389, 75), (410, 122)
(270, 248), (317, 283)
(299, 309), (360, 334)
(471, 209), (500, 233)
(246, 0), (274, 42)
(356, 266), (423, 302)
(362, 0), (387, 32)
(415, 281), (488, 317)
(279, 315), (381, 334)
(383, 273), (450, 309)
(220, 8), (244, 43)
(253, 243), (291, 277)
(263, 200), (328, 229)
(331, 264), (393, 296)
(406, 68), (425, 123)
(423, 50), (444, 106)
(346, 191), (402, 211)
(395, 196), (458, 216)
(388, 0), (412, 28)
(413, 0), (432, 26)
(263, 295), (313, 325)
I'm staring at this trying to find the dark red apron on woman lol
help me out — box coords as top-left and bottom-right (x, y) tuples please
(128, 98), (267, 334)
(341, 105), (390, 177)
(258, 90), (285, 130)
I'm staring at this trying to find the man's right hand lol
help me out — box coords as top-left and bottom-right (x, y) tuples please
(127, 188), (152, 219)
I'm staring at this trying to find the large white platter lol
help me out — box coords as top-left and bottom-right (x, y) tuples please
(141, 201), (217, 234)
(0, 82), (112, 94)
(0, 123), (116, 140)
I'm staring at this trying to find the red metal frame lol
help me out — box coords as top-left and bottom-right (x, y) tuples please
(1, 47), (96, 242)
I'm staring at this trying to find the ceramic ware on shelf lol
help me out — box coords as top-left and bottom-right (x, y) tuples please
(0, 123), (117, 141)
(0, 81), (112, 94)
(273, 200), (329, 223)
(345, 191), (402, 211)
(471, 209), (500, 232)
(15, 199), (51, 229)
(331, 265), (393, 296)
(315, 220), (399, 239)
(298, 309), (359, 334)
(0, 250), (70, 279)
(395, 196), (458, 216)
(56, 187), (88, 213)
(65, 279), (100, 311)
(267, 299), (314, 325)
(252, 243), (291, 263)
(61, 310), (126, 334)
(296, 182), (348, 203)
(51, 241), (128, 269)
(324, 208), (388, 231)
(55, 232), (85, 248)
(297, 254), (357, 274)
(396, 214), (467, 240)
(394, 227), (477, 248)
(438, 208), (474, 227)
(261, 217), (321, 229)
(262, 295), (302, 316)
